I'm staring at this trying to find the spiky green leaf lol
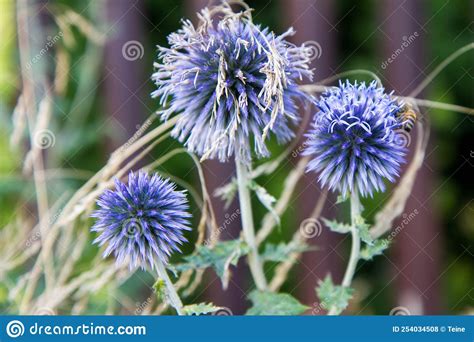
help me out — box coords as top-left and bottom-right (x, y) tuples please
(182, 303), (222, 316)
(213, 179), (238, 209)
(316, 275), (353, 315)
(246, 291), (308, 315)
(323, 218), (351, 234)
(354, 215), (373, 245)
(261, 241), (315, 262)
(360, 239), (390, 260)
(249, 181), (280, 225)
(173, 239), (249, 289)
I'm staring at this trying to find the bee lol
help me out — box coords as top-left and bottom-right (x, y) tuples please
(396, 103), (417, 132)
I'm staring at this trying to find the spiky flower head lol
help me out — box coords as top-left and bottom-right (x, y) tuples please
(91, 171), (191, 269)
(303, 80), (406, 197)
(152, 2), (313, 162)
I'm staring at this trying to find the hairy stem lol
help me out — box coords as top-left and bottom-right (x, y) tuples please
(154, 259), (184, 316)
(235, 159), (268, 290)
(328, 190), (361, 315)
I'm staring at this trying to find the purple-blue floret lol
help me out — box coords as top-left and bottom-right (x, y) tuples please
(152, 4), (313, 162)
(303, 80), (407, 197)
(91, 171), (191, 269)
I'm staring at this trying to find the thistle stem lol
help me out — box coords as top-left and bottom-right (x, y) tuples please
(328, 190), (361, 315)
(235, 158), (268, 291)
(154, 258), (184, 315)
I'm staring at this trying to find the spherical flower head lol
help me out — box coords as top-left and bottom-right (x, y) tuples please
(152, 3), (313, 162)
(303, 80), (406, 197)
(91, 171), (191, 269)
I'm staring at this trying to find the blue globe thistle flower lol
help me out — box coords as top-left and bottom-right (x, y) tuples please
(91, 171), (191, 269)
(152, 3), (313, 162)
(303, 80), (406, 197)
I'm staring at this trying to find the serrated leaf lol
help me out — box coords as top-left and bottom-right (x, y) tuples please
(360, 239), (390, 260)
(354, 215), (373, 245)
(261, 241), (315, 262)
(249, 181), (280, 225)
(246, 291), (308, 315)
(182, 303), (221, 316)
(213, 179), (238, 209)
(173, 239), (249, 289)
(316, 275), (353, 315)
(323, 218), (351, 234)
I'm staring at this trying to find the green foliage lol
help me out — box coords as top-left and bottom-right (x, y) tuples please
(323, 218), (351, 234)
(316, 276), (354, 315)
(354, 215), (373, 245)
(173, 239), (249, 289)
(213, 179), (237, 209)
(249, 180), (280, 225)
(182, 303), (222, 316)
(261, 241), (314, 262)
(360, 239), (390, 261)
(246, 290), (308, 315)
(152, 279), (167, 303)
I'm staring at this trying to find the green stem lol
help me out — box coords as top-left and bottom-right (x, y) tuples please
(328, 190), (361, 315)
(235, 158), (268, 291)
(154, 258), (184, 315)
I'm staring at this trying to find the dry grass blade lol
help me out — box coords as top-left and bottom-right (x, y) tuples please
(256, 156), (309, 245)
(269, 189), (327, 292)
(410, 43), (474, 98)
(370, 121), (430, 239)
